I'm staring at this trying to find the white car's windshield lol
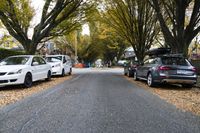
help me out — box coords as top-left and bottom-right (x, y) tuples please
(46, 56), (62, 62)
(0, 57), (30, 65)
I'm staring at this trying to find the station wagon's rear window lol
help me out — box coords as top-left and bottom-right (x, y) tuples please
(161, 57), (189, 66)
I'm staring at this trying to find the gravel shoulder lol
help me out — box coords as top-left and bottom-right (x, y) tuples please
(0, 75), (72, 107)
(125, 76), (200, 116)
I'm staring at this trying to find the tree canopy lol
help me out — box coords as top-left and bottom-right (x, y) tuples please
(103, 0), (160, 62)
(150, 0), (200, 56)
(0, 0), (92, 54)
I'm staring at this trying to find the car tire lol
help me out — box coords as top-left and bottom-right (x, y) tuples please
(68, 68), (72, 75)
(127, 70), (132, 77)
(124, 72), (127, 76)
(133, 71), (138, 81)
(24, 73), (32, 88)
(147, 73), (155, 87)
(61, 69), (65, 77)
(182, 84), (193, 88)
(46, 70), (51, 81)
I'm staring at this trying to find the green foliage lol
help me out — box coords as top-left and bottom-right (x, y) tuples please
(104, 0), (160, 62)
(150, 0), (200, 57)
(0, 0), (34, 32)
(0, 48), (25, 60)
(0, 0), (94, 54)
(77, 35), (100, 63)
(75, 6), (129, 64)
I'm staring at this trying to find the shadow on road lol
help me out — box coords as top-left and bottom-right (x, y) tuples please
(0, 75), (68, 91)
(131, 78), (193, 91)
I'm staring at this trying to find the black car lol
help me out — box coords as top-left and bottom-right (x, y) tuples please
(134, 49), (197, 88)
(124, 60), (139, 77)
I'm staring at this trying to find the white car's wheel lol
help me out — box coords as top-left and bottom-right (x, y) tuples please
(61, 69), (65, 77)
(24, 73), (32, 88)
(46, 70), (51, 81)
(68, 68), (72, 75)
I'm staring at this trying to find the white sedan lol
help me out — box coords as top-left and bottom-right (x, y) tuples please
(0, 55), (52, 88)
(45, 55), (72, 76)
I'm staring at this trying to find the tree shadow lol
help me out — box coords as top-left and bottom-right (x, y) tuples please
(137, 80), (192, 91)
(0, 75), (65, 91)
(0, 80), (48, 91)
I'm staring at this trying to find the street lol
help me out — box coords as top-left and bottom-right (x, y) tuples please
(0, 68), (200, 133)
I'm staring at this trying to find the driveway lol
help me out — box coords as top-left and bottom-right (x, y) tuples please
(0, 68), (199, 133)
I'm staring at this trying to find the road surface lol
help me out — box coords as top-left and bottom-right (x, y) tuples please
(0, 68), (200, 133)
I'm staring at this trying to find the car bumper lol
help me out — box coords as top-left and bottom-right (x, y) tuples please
(154, 75), (197, 84)
(0, 73), (25, 86)
(161, 79), (196, 84)
(51, 67), (62, 75)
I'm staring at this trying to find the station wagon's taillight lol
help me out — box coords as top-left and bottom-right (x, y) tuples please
(158, 66), (172, 71)
(192, 67), (196, 72)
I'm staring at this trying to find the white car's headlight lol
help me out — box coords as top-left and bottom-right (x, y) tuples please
(8, 69), (22, 75)
(53, 63), (61, 68)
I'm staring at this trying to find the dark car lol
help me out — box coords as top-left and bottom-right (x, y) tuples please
(134, 49), (197, 88)
(124, 60), (139, 77)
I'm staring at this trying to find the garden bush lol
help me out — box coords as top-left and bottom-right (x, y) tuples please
(0, 48), (25, 60)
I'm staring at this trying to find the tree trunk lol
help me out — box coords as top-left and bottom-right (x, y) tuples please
(166, 35), (190, 58)
(22, 40), (37, 55)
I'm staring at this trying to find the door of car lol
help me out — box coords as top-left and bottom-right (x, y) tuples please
(37, 57), (49, 78)
(62, 56), (68, 73)
(143, 58), (160, 78)
(137, 59), (150, 78)
(31, 57), (48, 81)
(31, 57), (41, 81)
(63, 56), (71, 73)
(138, 58), (155, 78)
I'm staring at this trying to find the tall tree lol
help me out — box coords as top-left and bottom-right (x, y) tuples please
(104, 0), (160, 62)
(0, 0), (92, 54)
(150, 0), (200, 56)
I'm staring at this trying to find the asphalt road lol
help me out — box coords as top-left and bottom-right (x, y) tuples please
(0, 68), (200, 133)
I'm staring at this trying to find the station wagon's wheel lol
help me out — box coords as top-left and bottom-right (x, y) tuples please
(133, 71), (138, 81)
(147, 73), (155, 87)
(61, 69), (65, 77)
(46, 70), (51, 81)
(68, 68), (72, 75)
(24, 73), (32, 88)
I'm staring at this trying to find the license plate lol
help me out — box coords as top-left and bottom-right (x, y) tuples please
(177, 70), (190, 75)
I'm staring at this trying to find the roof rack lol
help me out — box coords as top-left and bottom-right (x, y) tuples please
(161, 53), (184, 57)
(146, 48), (171, 56)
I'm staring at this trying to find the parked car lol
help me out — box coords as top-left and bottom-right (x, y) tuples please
(118, 60), (127, 66)
(134, 49), (197, 88)
(124, 60), (139, 77)
(0, 55), (52, 88)
(45, 55), (72, 76)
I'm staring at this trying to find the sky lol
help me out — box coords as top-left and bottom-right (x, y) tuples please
(30, 0), (90, 36)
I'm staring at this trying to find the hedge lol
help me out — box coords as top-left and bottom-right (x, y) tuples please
(0, 48), (25, 60)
